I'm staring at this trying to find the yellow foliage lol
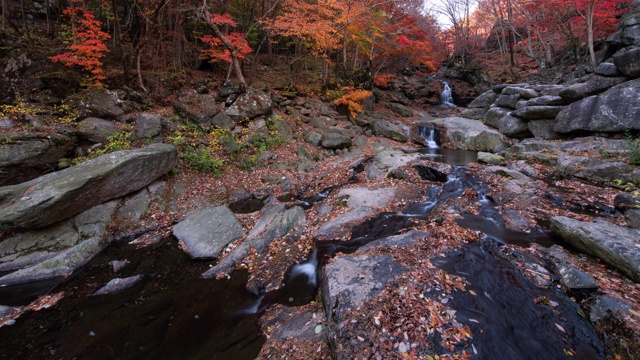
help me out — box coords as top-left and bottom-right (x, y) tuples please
(331, 88), (372, 119)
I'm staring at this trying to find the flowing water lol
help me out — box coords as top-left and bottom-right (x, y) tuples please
(440, 81), (456, 107)
(0, 131), (606, 359)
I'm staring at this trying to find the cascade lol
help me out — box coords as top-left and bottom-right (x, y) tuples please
(419, 124), (439, 149)
(440, 81), (456, 107)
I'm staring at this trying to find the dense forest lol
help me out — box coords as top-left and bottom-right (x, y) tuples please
(0, 0), (632, 94)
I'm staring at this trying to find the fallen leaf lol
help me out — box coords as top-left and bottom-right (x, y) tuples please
(555, 323), (566, 333)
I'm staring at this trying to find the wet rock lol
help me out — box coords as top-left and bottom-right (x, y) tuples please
(110, 260), (128, 272)
(265, 309), (327, 341)
(413, 164), (449, 182)
(371, 118), (410, 142)
(589, 295), (631, 323)
(428, 117), (510, 153)
(613, 47), (640, 77)
(135, 113), (163, 141)
(477, 152), (505, 165)
(114, 188), (152, 234)
(224, 87), (273, 121)
(202, 204), (306, 278)
(0, 236), (111, 286)
(337, 187), (397, 208)
(93, 275), (142, 295)
(550, 216), (640, 282)
(0, 143), (177, 231)
(314, 207), (374, 240)
(76, 117), (119, 143)
(0, 200), (117, 272)
(0, 130), (78, 186)
(322, 255), (406, 331)
(547, 254), (599, 291)
(173, 88), (217, 124)
(390, 103), (414, 117)
(173, 206), (244, 259)
(358, 230), (427, 251)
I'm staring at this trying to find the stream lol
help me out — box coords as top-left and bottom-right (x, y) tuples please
(0, 136), (607, 359)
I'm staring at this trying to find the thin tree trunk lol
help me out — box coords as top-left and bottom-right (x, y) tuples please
(20, 0), (29, 40)
(3, 0), (8, 33)
(137, 48), (148, 92)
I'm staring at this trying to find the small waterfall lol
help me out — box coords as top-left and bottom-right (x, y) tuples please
(440, 81), (456, 107)
(419, 124), (439, 149)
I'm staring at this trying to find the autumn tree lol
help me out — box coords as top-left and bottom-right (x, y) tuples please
(51, 1), (111, 87)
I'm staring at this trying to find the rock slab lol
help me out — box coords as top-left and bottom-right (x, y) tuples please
(550, 216), (640, 282)
(173, 206), (245, 259)
(0, 143), (177, 231)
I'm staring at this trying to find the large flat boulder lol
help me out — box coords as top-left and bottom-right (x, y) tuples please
(173, 206), (245, 259)
(428, 117), (510, 153)
(372, 118), (410, 142)
(0, 143), (177, 231)
(550, 216), (640, 282)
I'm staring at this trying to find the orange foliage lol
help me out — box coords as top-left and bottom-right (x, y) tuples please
(200, 13), (252, 64)
(373, 74), (396, 89)
(332, 88), (372, 118)
(50, 1), (110, 87)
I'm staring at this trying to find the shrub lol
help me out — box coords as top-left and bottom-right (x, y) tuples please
(331, 87), (372, 119)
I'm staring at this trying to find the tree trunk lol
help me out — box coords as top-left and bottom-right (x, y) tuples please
(206, 19), (247, 92)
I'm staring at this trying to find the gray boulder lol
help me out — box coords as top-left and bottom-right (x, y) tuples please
(314, 207), (374, 240)
(459, 108), (488, 120)
(494, 94), (520, 109)
(0, 143), (177, 231)
(613, 47), (640, 77)
(594, 62), (621, 77)
(550, 216), (640, 282)
(555, 79), (640, 133)
(76, 117), (119, 143)
(499, 114), (531, 138)
(528, 120), (562, 140)
(224, 87), (273, 121)
(626, 209), (640, 229)
(135, 113), (163, 141)
(589, 295), (631, 323)
(174, 88), (217, 124)
(512, 106), (564, 120)
(202, 204), (305, 278)
(210, 113), (234, 130)
(483, 107), (511, 129)
(524, 95), (566, 106)
(428, 117), (510, 153)
(173, 206), (244, 259)
(477, 152), (505, 165)
(70, 88), (124, 119)
(467, 90), (499, 108)
(321, 128), (352, 149)
(371, 118), (410, 142)
(502, 86), (538, 99)
(0, 131), (77, 186)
